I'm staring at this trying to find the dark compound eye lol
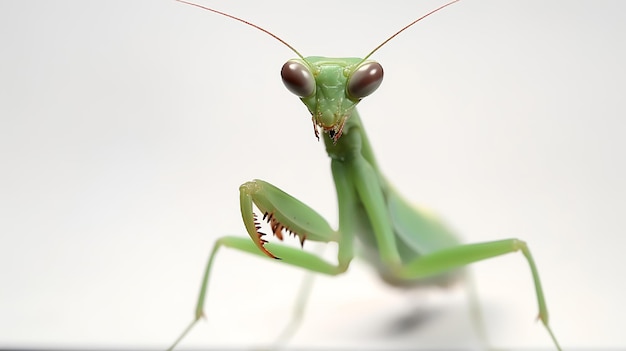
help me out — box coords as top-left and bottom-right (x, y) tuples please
(281, 59), (315, 97)
(347, 61), (383, 99)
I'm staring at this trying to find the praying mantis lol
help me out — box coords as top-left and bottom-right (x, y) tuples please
(169, 0), (562, 350)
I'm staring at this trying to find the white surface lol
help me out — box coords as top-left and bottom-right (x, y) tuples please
(1, 0), (625, 349)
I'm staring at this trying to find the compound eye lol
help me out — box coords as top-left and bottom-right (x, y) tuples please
(347, 61), (383, 99)
(281, 60), (315, 97)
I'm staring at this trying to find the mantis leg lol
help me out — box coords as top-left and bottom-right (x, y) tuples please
(166, 237), (342, 350)
(395, 238), (561, 350)
(345, 153), (561, 350)
(167, 180), (349, 351)
(272, 266), (317, 348)
(465, 269), (491, 349)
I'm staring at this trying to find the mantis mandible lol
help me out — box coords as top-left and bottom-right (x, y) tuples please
(169, 0), (562, 349)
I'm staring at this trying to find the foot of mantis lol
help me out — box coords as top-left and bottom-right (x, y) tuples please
(167, 179), (561, 351)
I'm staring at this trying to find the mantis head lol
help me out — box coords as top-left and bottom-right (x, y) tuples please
(281, 57), (383, 142)
(175, 0), (460, 142)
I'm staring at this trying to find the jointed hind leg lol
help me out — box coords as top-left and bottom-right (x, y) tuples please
(390, 238), (562, 350)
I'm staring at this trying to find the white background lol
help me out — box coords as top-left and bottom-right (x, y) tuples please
(1, 0), (625, 349)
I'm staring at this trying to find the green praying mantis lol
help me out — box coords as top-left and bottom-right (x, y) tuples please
(169, 0), (562, 349)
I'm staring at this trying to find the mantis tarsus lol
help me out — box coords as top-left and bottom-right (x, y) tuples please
(169, 0), (562, 349)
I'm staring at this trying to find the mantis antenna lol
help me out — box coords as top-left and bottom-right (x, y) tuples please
(175, 0), (306, 60)
(175, 0), (462, 62)
(361, 0), (461, 62)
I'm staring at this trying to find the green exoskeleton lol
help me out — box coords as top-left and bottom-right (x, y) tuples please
(169, 0), (562, 350)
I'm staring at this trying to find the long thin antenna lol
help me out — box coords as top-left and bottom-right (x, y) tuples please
(175, 0), (305, 60)
(362, 0), (462, 62)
